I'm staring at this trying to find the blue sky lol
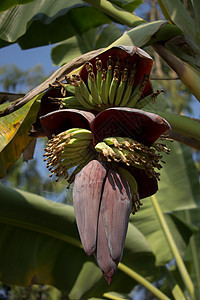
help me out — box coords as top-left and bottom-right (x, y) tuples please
(0, 43), (57, 74)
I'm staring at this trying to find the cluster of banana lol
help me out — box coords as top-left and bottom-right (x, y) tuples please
(95, 136), (170, 180)
(64, 56), (162, 111)
(43, 128), (96, 184)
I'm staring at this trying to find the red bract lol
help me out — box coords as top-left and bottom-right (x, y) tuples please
(30, 45), (159, 138)
(40, 107), (170, 283)
(79, 45), (154, 100)
(36, 45), (170, 284)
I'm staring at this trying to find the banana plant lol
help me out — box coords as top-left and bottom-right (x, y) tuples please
(0, 1), (200, 299)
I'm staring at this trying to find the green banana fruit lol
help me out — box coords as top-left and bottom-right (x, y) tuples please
(88, 72), (101, 105)
(95, 58), (102, 94)
(64, 56), (159, 111)
(135, 90), (164, 109)
(44, 128), (94, 181)
(75, 84), (95, 110)
(117, 167), (142, 214)
(114, 68), (128, 106)
(100, 70), (108, 105)
(108, 66), (119, 105)
(105, 56), (113, 104)
(127, 75), (149, 108)
(95, 142), (116, 159)
(62, 96), (86, 110)
(119, 67), (136, 107)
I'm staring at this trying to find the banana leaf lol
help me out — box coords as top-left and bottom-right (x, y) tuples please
(0, 0), (35, 12)
(130, 139), (200, 266)
(51, 24), (123, 66)
(0, 182), (158, 298)
(175, 208), (200, 298)
(0, 96), (40, 178)
(109, 0), (143, 12)
(0, 0), (112, 49)
(157, 0), (197, 46)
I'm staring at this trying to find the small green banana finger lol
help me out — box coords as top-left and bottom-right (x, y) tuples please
(105, 56), (113, 104)
(117, 167), (142, 214)
(109, 66), (119, 105)
(95, 141), (116, 159)
(127, 75), (149, 108)
(103, 137), (119, 147)
(120, 67), (136, 107)
(117, 167), (138, 196)
(114, 68), (128, 106)
(62, 96), (85, 110)
(95, 58), (102, 94)
(75, 84), (95, 110)
(88, 72), (101, 105)
(100, 70), (108, 105)
(135, 89), (164, 109)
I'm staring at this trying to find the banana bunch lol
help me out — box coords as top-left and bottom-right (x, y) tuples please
(64, 56), (163, 111)
(43, 128), (96, 183)
(95, 136), (169, 180)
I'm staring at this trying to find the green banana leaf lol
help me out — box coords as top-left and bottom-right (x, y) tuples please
(0, 182), (159, 298)
(174, 208), (200, 298)
(0, 0), (35, 12)
(51, 24), (123, 66)
(0, 135), (198, 294)
(0, 96), (40, 178)
(157, 0), (197, 46)
(130, 139), (200, 266)
(0, 0), (112, 49)
(109, 0), (143, 13)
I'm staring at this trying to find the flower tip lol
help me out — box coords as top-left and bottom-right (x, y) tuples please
(103, 267), (116, 285)
(104, 276), (112, 285)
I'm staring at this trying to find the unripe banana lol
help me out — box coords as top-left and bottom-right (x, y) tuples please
(109, 66), (119, 105)
(67, 128), (92, 140)
(120, 68), (136, 107)
(114, 68), (128, 106)
(95, 142), (116, 159)
(117, 167), (142, 214)
(75, 84), (95, 110)
(135, 89), (164, 109)
(105, 56), (113, 103)
(101, 70), (108, 105)
(103, 137), (119, 147)
(62, 96), (85, 110)
(117, 167), (138, 196)
(127, 75), (149, 108)
(95, 58), (102, 94)
(88, 72), (101, 105)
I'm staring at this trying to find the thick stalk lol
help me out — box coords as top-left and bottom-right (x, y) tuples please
(103, 293), (126, 300)
(83, 0), (145, 27)
(151, 195), (195, 300)
(152, 43), (200, 102)
(167, 130), (200, 150)
(118, 263), (170, 300)
(145, 109), (200, 141)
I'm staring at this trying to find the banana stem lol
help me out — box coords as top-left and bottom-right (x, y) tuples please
(103, 293), (126, 300)
(151, 195), (196, 300)
(83, 0), (145, 27)
(145, 109), (200, 141)
(118, 263), (170, 300)
(152, 43), (200, 102)
(164, 267), (187, 300)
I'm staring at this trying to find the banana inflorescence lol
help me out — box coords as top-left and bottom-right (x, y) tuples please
(61, 56), (163, 111)
(95, 136), (170, 180)
(43, 128), (96, 183)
